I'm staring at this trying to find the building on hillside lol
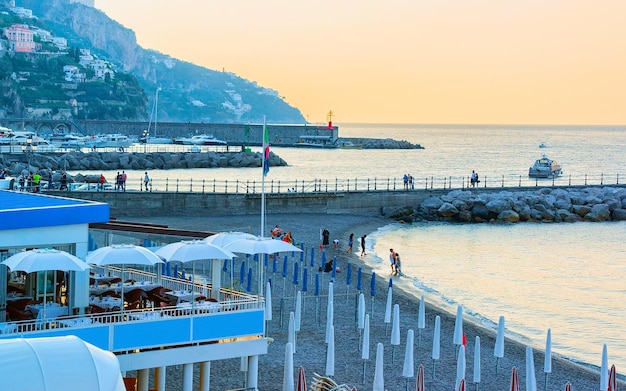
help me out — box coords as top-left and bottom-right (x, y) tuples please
(4, 24), (37, 53)
(63, 65), (85, 83)
(9, 6), (33, 19)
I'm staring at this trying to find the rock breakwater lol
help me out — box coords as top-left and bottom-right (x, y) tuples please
(388, 186), (626, 223)
(0, 150), (287, 175)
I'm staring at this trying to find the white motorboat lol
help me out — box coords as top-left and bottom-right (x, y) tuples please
(529, 154), (562, 178)
(175, 134), (227, 146)
(0, 128), (58, 152)
(85, 134), (134, 149)
(48, 133), (88, 149)
(0, 177), (14, 190)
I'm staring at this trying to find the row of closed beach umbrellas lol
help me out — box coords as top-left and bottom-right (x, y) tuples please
(278, 278), (620, 391)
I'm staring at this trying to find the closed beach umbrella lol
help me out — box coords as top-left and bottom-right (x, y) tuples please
(384, 286), (393, 326)
(222, 259), (228, 273)
(388, 278), (393, 288)
(564, 382), (571, 391)
(299, 242), (304, 262)
(357, 266), (362, 291)
(601, 344), (609, 391)
(265, 281), (272, 321)
(453, 305), (464, 346)
(326, 324), (335, 377)
(495, 316), (505, 373)
(473, 336), (481, 385)
(166, 261), (171, 276)
(358, 293), (365, 330)
(302, 267), (308, 292)
(292, 260), (299, 286)
(432, 315), (441, 360)
(331, 256), (337, 279)
(373, 343), (385, 391)
(362, 314), (370, 360)
(544, 329), (552, 389)
(418, 295), (426, 347)
(325, 300), (334, 344)
(510, 367), (520, 391)
(295, 291), (302, 332)
(310, 246), (315, 268)
(296, 366), (307, 391)
(314, 273), (320, 296)
(526, 346), (537, 391)
(282, 343), (294, 391)
(415, 364), (425, 391)
(288, 312), (296, 352)
(391, 304), (401, 346)
(456, 344), (466, 391)
(370, 272), (376, 297)
(402, 329), (415, 378)
(458, 379), (466, 391)
(608, 364), (617, 391)
(272, 256), (277, 274)
(346, 262), (352, 285)
(282, 255), (288, 278)
(173, 263), (179, 279)
(181, 269), (186, 280)
(239, 261), (245, 287)
(246, 267), (253, 292)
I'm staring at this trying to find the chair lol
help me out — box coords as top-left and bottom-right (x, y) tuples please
(125, 300), (142, 310)
(124, 288), (147, 309)
(7, 306), (34, 321)
(7, 298), (39, 311)
(89, 304), (107, 314)
(194, 295), (207, 302)
(146, 287), (172, 308)
(107, 277), (122, 285)
(100, 290), (121, 298)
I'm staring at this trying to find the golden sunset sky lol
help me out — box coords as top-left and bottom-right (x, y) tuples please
(96, 1), (626, 125)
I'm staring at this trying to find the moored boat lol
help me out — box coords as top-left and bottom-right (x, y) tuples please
(529, 154), (562, 178)
(174, 134), (227, 146)
(85, 134), (134, 149)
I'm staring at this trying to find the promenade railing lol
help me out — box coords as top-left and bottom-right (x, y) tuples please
(112, 172), (626, 194)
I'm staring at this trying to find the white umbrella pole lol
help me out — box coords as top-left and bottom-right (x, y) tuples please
(43, 270), (47, 321)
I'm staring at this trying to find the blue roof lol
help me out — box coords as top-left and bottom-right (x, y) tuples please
(0, 191), (109, 231)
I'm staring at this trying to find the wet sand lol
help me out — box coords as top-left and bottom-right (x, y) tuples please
(133, 213), (606, 391)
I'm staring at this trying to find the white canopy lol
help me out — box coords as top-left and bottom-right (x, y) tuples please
(0, 336), (125, 391)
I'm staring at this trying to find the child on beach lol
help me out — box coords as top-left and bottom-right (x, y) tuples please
(347, 233), (354, 254)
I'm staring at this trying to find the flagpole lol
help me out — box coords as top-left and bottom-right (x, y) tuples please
(260, 116), (267, 296)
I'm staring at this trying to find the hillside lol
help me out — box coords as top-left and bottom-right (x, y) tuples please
(6, 0), (306, 124)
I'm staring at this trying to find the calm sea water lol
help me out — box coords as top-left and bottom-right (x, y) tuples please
(74, 123), (626, 369)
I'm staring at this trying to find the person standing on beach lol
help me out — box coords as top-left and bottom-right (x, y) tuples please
(389, 248), (397, 274)
(360, 234), (367, 257)
(322, 228), (330, 247)
(347, 233), (354, 254)
(394, 253), (402, 275)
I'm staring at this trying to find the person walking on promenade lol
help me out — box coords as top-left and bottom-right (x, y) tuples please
(360, 234), (367, 257)
(471, 170), (478, 187)
(143, 171), (150, 191)
(347, 233), (354, 254)
(98, 174), (106, 191)
(121, 171), (127, 192)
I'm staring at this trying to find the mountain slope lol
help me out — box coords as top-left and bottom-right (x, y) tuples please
(18, 0), (306, 124)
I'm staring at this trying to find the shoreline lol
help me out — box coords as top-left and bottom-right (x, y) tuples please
(134, 212), (606, 390)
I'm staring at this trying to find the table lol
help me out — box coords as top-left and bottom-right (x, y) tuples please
(5, 294), (33, 302)
(90, 274), (120, 284)
(165, 290), (202, 304)
(176, 301), (221, 314)
(89, 297), (122, 310)
(26, 304), (68, 319)
(89, 281), (161, 296)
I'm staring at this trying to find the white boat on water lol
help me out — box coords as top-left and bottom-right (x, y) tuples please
(0, 128), (58, 152)
(0, 177), (14, 190)
(175, 134), (227, 146)
(139, 88), (173, 145)
(529, 154), (562, 178)
(48, 133), (88, 149)
(85, 133), (134, 149)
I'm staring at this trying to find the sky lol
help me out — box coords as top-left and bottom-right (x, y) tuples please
(95, 1), (626, 125)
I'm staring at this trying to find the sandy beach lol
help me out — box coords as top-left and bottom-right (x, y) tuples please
(134, 212), (607, 391)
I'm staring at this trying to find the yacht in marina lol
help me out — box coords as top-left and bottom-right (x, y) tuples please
(85, 133), (134, 149)
(174, 134), (227, 146)
(0, 127), (58, 153)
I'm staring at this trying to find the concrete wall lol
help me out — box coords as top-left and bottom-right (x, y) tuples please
(54, 188), (452, 218)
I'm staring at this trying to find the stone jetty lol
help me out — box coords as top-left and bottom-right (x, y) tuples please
(0, 150), (286, 176)
(388, 186), (626, 223)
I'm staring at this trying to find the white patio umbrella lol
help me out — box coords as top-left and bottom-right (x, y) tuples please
(204, 232), (255, 290)
(373, 343), (385, 391)
(86, 244), (164, 311)
(474, 336), (481, 388)
(326, 324), (335, 377)
(2, 248), (91, 320)
(283, 343), (294, 391)
(402, 329), (415, 389)
(155, 240), (235, 300)
(495, 316), (505, 373)
(544, 329), (552, 389)
(526, 346), (537, 391)
(456, 344), (466, 391)
(224, 237), (303, 295)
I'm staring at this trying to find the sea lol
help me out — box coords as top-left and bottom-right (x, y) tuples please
(71, 123), (626, 371)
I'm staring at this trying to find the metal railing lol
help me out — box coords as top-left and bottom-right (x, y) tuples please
(71, 172), (626, 194)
